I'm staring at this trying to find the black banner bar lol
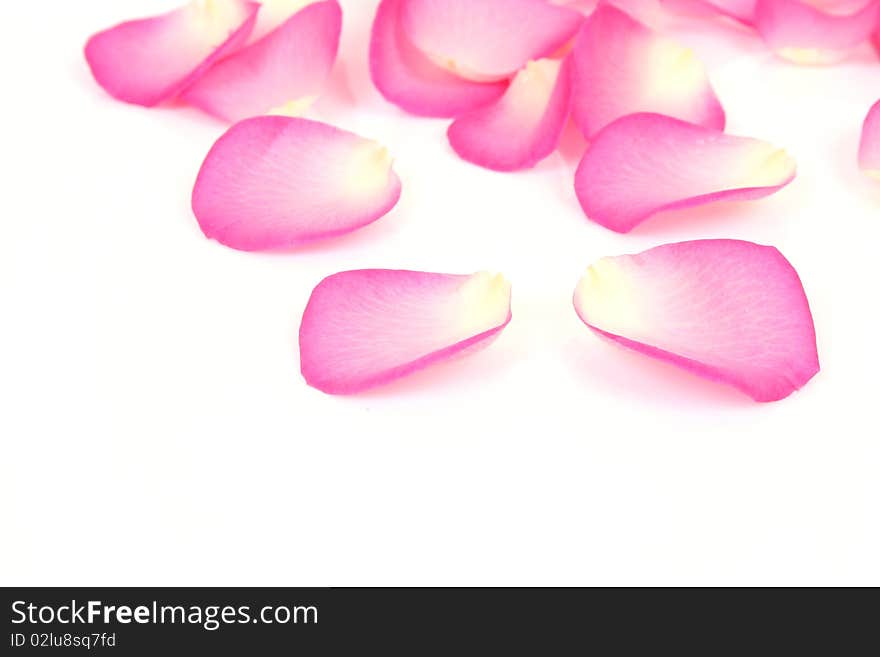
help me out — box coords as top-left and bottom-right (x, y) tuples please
(1, 587), (873, 654)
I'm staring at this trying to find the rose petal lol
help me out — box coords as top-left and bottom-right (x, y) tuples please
(703, 0), (758, 21)
(248, 0), (317, 42)
(400, 0), (583, 81)
(661, 0), (757, 23)
(192, 116), (401, 251)
(754, 0), (880, 64)
(447, 58), (572, 171)
(369, 0), (508, 117)
(573, 239), (820, 402)
(300, 269), (512, 394)
(858, 99), (880, 178)
(84, 0), (259, 107)
(574, 113), (796, 233)
(570, 5), (725, 138)
(181, 0), (341, 122)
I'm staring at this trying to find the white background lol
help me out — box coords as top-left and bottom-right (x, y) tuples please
(2, 0), (879, 586)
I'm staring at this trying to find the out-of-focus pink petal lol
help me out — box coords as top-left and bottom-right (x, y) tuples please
(400, 0), (583, 81)
(662, 0), (757, 23)
(300, 270), (512, 394)
(573, 240), (820, 402)
(369, 0), (507, 117)
(570, 5), (725, 139)
(754, 0), (880, 64)
(858, 99), (880, 177)
(447, 58), (572, 171)
(249, 0), (317, 42)
(574, 113), (796, 233)
(551, 0), (598, 9)
(703, 0), (757, 20)
(181, 0), (341, 122)
(84, 0), (259, 107)
(192, 116), (401, 251)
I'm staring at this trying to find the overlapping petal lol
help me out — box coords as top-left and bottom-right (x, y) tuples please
(192, 116), (401, 251)
(662, 0), (757, 23)
(703, 0), (758, 20)
(570, 5), (725, 139)
(400, 0), (583, 81)
(447, 58), (572, 171)
(858, 99), (880, 178)
(85, 0), (259, 106)
(574, 113), (796, 232)
(573, 240), (820, 402)
(249, 0), (317, 42)
(754, 0), (880, 64)
(300, 269), (512, 394)
(181, 0), (341, 122)
(369, 0), (508, 117)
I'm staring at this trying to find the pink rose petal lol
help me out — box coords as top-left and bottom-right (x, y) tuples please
(574, 113), (796, 233)
(192, 116), (401, 251)
(300, 269), (512, 394)
(662, 0), (757, 23)
(447, 57), (572, 171)
(858, 99), (880, 177)
(85, 0), (259, 107)
(573, 239), (820, 402)
(754, 0), (880, 64)
(702, 0), (757, 21)
(181, 0), (341, 122)
(369, 0), (508, 117)
(400, 0), (583, 81)
(248, 0), (319, 42)
(570, 5), (725, 139)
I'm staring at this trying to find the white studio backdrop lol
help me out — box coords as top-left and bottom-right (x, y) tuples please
(1, 0), (878, 585)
